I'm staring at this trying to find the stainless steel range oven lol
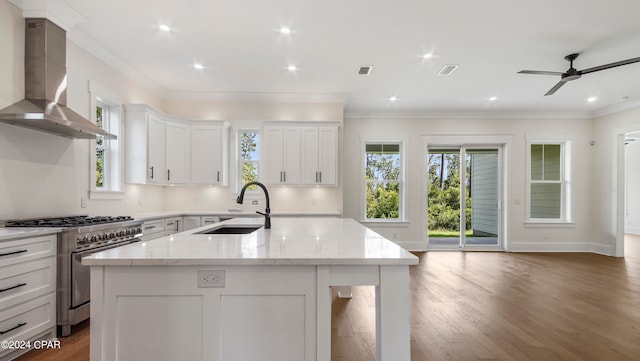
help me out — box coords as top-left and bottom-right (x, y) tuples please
(2, 216), (142, 336)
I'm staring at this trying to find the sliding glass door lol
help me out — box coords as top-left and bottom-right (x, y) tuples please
(427, 146), (502, 250)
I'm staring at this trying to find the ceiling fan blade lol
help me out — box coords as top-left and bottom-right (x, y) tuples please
(580, 56), (640, 75)
(544, 80), (567, 96)
(518, 70), (564, 76)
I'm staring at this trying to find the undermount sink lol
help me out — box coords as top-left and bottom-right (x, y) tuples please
(196, 226), (262, 235)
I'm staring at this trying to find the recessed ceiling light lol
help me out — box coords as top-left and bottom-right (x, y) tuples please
(422, 52), (434, 59)
(489, 96), (498, 102)
(280, 27), (291, 35)
(587, 96), (598, 103)
(193, 63), (205, 70)
(159, 24), (171, 32)
(389, 96), (398, 102)
(287, 64), (297, 72)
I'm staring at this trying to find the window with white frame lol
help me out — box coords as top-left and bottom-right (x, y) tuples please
(89, 82), (123, 198)
(363, 142), (404, 220)
(527, 140), (572, 222)
(238, 130), (260, 191)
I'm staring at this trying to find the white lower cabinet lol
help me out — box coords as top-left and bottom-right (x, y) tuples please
(141, 219), (165, 241)
(164, 217), (183, 236)
(92, 265), (316, 361)
(142, 217), (185, 240)
(0, 234), (57, 361)
(182, 216), (202, 231)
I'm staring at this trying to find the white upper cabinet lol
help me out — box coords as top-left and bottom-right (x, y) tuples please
(263, 126), (302, 184)
(263, 123), (338, 186)
(125, 105), (167, 184)
(191, 125), (228, 185)
(301, 127), (337, 185)
(165, 121), (190, 184)
(125, 104), (228, 186)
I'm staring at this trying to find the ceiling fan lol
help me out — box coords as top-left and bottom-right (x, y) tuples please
(518, 53), (640, 96)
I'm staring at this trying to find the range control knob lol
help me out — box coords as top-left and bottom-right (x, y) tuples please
(78, 236), (89, 245)
(90, 235), (98, 243)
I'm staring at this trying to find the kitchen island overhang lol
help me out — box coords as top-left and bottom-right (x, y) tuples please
(83, 217), (418, 361)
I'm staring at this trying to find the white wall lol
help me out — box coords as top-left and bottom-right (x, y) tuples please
(343, 116), (594, 251)
(591, 106), (640, 255)
(626, 140), (640, 234)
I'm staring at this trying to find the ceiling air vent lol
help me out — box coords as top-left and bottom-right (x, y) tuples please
(438, 64), (459, 75)
(358, 66), (373, 75)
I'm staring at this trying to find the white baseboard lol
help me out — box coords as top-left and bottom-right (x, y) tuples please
(625, 227), (640, 235)
(508, 242), (592, 252)
(590, 243), (614, 256)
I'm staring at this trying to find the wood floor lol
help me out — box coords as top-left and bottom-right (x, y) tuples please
(16, 235), (640, 361)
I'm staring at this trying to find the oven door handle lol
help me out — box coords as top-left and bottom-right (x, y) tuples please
(75, 240), (136, 258)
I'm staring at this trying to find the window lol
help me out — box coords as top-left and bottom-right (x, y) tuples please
(527, 140), (572, 222)
(363, 142), (404, 221)
(239, 130), (260, 191)
(89, 82), (122, 199)
(95, 103), (109, 189)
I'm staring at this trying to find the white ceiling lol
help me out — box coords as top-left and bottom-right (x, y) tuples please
(49, 0), (640, 116)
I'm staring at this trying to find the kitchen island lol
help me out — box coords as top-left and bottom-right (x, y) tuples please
(83, 217), (418, 361)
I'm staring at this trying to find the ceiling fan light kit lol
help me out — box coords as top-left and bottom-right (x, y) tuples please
(518, 53), (640, 96)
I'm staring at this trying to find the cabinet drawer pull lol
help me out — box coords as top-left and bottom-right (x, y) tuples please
(150, 166), (154, 179)
(0, 322), (27, 335)
(144, 225), (156, 230)
(0, 249), (28, 257)
(0, 283), (27, 293)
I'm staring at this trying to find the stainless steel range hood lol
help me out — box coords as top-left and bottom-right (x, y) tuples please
(0, 18), (116, 140)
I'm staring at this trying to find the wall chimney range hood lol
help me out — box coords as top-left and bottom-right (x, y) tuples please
(0, 18), (116, 140)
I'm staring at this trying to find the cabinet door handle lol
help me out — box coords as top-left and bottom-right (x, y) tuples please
(284, 171), (286, 183)
(175, 220), (179, 232)
(150, 166), (154, 179)
(0, 322), (27, 335)
(316, 171), (319, 183)
(217, 171), (220, 183)
(0, 283), (27, 293)
(319, 171), (322, 183)
(280, 171), (283, 182)
(167, 169), (171, 181)
(0, 249), (27, 257)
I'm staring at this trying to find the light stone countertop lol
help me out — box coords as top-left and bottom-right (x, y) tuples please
(82, 217), (418, 266)
(131, 210), (342, 221)
(0, 228), (61, 241)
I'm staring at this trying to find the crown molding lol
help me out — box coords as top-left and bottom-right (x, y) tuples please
(162, 90), (347, 104)
(592, 97), (640, 118)
(344, 108), (593, 120)
(9, 0), (85, 30)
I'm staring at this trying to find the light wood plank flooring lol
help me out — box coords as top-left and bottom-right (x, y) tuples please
(17, 235), (640, 361)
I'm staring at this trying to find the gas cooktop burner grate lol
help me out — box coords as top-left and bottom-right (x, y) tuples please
(4, 215), (134, 228)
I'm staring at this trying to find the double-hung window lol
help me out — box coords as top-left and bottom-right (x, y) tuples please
(526, 139), (572, 222)
(89, 82), (123, 198)
(363, 142), (405, 221)
(238, 130), (260, 191)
